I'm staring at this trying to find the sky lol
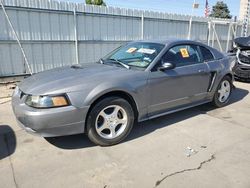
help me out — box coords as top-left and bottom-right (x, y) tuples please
(61, 0), (240, 18)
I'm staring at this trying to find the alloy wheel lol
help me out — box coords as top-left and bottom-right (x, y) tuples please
(95, 105), (128, 139)
(218, 80), (231, 103)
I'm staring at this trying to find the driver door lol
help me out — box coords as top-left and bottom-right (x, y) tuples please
(148, 44), (211, 117)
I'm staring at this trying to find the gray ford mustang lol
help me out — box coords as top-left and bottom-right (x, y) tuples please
(12, 39), (235, 146)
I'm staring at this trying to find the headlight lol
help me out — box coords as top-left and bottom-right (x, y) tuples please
(233, 42), (237, 48)
(25, 95), (69, 108)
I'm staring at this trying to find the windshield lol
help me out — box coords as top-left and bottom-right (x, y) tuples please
(103, 42), (165, 68)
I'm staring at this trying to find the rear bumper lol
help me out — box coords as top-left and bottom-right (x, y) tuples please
(12, 92), (89, 137)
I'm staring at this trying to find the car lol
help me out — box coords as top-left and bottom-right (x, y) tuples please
(12, 39), (235, 146)
(230, 36), (250, 82)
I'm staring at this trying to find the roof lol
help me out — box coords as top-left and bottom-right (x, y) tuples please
(130, 39), (224, 60)
(131, 39), (206, 46)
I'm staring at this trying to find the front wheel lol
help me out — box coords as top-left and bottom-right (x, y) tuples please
(86, 97), (135, 146)
(212, 76), (232, 107)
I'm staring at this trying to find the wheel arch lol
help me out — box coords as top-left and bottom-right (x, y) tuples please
(215, 72), (233, 87)
(214, 72), (234, 92)
(224, 73), (233, 81)
(84, 90), (139, 130)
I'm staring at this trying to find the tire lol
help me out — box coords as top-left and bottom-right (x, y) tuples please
(86, 97), (135, 146)
(212, 76), (232, 108)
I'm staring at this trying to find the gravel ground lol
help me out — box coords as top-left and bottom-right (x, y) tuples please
(0, 83), (17, 100)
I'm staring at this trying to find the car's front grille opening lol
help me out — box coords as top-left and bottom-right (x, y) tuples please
(20, 91), (24, 99)
(18, 89), (27, 100)
(239, 52), (250, 65)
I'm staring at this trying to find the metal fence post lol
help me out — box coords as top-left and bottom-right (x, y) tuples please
(207, 21), (211, 46)
(141, 12), (144, 40)
(233, 23), (238, 39)
(226, 22), (232, 52)
(211, 22), (215, 48)
(73, 5), (79, 64)
(212, 22), (223, 52)
(187, 16), (193, 40)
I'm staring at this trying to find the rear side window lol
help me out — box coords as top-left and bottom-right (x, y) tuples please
(200, 46), (214, 62)
(162, 44), (201, 67)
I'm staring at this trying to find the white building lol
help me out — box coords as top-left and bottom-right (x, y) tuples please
(239, 0), (249, 21)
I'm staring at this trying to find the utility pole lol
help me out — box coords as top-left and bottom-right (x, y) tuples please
(187, 0), (199, 40)
(242, 0), (250, 37)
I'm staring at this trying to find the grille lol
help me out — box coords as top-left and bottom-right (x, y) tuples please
(20, 91), (25, 99)
(238, 51), (250, 65)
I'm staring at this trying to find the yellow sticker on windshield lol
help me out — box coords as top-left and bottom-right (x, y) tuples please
(126, 47), (137, 53)
(180, 48), (189, 58)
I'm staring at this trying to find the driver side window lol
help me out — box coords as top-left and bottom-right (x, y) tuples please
(162, 44), (201, 67)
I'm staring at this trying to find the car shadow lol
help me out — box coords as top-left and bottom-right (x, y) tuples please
(230, 86), (249, 104)
(45, 134), (96, 149)
(0, 125), (16, 160)
(46, 87), (249, 149)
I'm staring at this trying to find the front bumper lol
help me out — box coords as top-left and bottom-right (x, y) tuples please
(12, 91), (89, 137)
(233, 63), (250, 80)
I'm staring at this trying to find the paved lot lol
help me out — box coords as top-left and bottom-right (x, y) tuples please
(0, 81), (250, 188)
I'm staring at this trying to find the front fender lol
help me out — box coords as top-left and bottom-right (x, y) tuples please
(84, 81), (140, 108)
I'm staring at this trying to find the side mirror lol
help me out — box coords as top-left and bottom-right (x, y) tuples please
(157, 61), (175, 71)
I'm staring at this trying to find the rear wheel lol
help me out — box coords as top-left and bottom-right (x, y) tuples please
(212, 76), (232, 107)
(86, 97), (135, 146)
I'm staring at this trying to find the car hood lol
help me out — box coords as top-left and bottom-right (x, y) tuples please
(234, 36), (250, 49)
(19, 63), (145, 95)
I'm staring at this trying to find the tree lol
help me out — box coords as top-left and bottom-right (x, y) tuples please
(85, 0), (106, 6)
(209, 1), (232, 19)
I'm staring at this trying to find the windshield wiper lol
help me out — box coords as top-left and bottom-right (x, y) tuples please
(108, 58), (130, 69)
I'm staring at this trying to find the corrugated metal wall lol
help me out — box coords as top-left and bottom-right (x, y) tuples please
(0, 0), (243, 77)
